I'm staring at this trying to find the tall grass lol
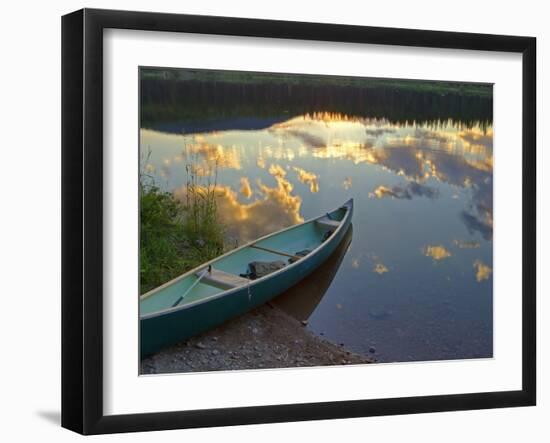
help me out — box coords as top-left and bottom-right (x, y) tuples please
(139, 154), (225, 295)
(182, 159), (225, 261)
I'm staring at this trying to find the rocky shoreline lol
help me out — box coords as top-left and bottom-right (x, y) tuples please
(141, 302), (374, 374)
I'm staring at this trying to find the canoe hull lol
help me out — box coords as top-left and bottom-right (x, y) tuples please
(140, 201), (352, 358)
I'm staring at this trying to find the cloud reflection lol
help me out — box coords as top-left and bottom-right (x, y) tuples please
(174, 180), (303, 245)
(373, 263), (389, 274)
(459, 127), (493, 151)
(365, 128), (396, 137)
(239, 177), (252, 198)
(287, 129), (326, 149)
(268, 163), (287, 179)
(293, 167), (319, 193)
(369, 182), (439, 200)
(423, 245), (452, 261)
(256, 155), (266, 169)
(461, 210), (492, 241)
(343, 177), (352, 190)
(453, 239), (481, 249)
(260, 115), (493, 244)
(142, 114), (493, 254)
(185, 141), (241, 172)
(473, 260), (492, 282)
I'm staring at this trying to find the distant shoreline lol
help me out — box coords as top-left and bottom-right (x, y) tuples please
(140, 68), (493, 128)
(141, 67), (493, 98)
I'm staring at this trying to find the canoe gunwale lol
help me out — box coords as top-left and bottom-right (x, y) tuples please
(140, 198), (353, 320)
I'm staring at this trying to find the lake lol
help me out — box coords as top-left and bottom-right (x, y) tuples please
(140, 73), (493, 363)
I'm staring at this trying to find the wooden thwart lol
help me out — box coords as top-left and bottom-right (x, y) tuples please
(200, 268), (250, 290)
(316, 217), (340, 229)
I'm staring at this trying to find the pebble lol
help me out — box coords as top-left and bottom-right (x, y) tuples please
(301, 320), (309, 326)
(211, 349), (220, 356)
(195, 342), (206, 350)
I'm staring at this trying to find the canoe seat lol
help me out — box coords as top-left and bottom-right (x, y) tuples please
(316, 217), (340, 230)
(199, 268), (249, 290)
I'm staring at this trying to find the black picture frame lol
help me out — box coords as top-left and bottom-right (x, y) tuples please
(61, 8), (537, 435)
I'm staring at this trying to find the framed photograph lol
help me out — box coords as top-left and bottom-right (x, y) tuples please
(62, 8), (536, 435)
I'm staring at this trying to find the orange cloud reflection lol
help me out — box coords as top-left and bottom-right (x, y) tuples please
(423, 245), (452, 261)
(174, 179), (303, 245)
(373, 263), (389, 274)
(473, 260), (492, 282)
(293, 167), (319, 193)
(239, 177), (252, 198)
(185, 141), (241, 173)
(268, 163), (287, 179)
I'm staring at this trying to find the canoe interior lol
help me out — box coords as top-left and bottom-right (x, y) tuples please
(140, 205), (348, 317)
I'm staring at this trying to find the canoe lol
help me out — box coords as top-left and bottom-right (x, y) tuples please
(140, 198), (354, 358)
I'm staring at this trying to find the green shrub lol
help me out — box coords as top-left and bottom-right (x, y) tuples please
(139, 163), (225, 294)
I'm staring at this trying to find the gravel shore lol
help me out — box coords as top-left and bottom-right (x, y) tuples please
(141, 302), (374, 374)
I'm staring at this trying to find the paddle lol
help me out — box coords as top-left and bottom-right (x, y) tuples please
(171, 266), (210, 308)
(249, 244), (301, 260)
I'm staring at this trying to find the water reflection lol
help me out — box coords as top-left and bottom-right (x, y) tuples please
(186, 140), (242, 173)
(141, 112), (493, 245)
(423, 245), (452, 261)
(454, 240), (481, 249)
(473, 260), (492, 282)
(273, 226), (353, 321)
(369, 182), (439, 200)
(173, 181), (304, 245)
(239, 177), (252, 198)
(373, 263), (389, 274)
(342, 177), (352, 190)
(292, 167), (319, 193)
(141, 109), (493, 361)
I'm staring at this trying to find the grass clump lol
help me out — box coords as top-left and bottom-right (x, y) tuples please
(139, 159), (225, 295)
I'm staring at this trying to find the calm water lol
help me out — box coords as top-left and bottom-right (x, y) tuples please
(141, 105), (493, 363)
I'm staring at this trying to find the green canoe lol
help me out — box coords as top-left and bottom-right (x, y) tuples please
(140, 198), (354, 358)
